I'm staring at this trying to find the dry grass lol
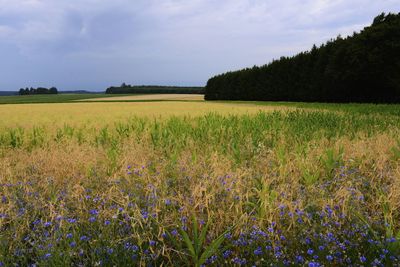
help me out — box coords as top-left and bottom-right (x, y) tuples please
(0, 101), (293, 129)
(79, 94), (205, 101)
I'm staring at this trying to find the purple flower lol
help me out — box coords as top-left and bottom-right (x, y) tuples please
(141, 211), (149, 219)
(254, 247), (263, 256)
(232, 257), (247, 265)
(171, 229), (178, 236)
(295, 255), (304, 263)
(67, 218), (77, 223)
(224, 233), (232, 239)
(223, 250), (232, 259)
(80, 235), (89, 241)
(89, 209), (98, 216)
(360, 256), (367, 263)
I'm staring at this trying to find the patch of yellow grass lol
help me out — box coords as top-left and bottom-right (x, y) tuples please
(79, 94), (205, 101)
(0, 101), (293, 129)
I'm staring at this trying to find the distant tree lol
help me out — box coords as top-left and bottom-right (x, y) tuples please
(18, 86), (59, 95)
(49, 87), (58, 94)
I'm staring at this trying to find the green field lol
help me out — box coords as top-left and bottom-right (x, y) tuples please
(0, 98), (399, 266)
(0, 94), (110, 104)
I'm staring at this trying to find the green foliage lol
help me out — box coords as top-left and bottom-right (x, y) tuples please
(169, 216), (231, 267)
(320, 146), (344, 176)
(8, 128), (24, 148)
(302, 169), (320, 186)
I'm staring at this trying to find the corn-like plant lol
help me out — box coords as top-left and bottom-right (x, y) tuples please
(168, 216), (232, 267)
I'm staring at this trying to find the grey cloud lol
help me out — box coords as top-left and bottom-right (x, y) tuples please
(0, 0), (398, 90)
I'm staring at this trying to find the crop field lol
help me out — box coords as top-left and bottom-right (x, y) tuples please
(0, 94), (109, 105)
(0, 99), (400, 266)
(79, 94), (205, 101)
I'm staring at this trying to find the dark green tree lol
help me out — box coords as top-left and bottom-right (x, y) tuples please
(205, 13), (400, 103)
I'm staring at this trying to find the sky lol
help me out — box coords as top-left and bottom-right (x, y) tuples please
(0, 0), (398, 91)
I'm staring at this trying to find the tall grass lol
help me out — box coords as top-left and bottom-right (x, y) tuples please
(0, 108), (400, 266)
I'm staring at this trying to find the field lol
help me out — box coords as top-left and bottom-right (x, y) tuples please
(0, 94), (108, 104)
(79, 94), (205, 101)
(0, 96), (400, 266)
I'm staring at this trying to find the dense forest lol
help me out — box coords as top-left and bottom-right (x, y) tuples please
(205, 13), (400, 103)
(19, 87), (58, 95)
(106, 84), (204, 94)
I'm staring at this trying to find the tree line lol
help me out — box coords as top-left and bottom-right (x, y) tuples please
(19, 87), (58, 95)
(106, 83), (204, 94)
(205, 13), (400, 103)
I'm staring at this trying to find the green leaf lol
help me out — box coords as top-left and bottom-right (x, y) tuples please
(198, 230), (229, 266)
(179, 228), (196, 260)
(197, 219), (210, 254)
(192, 215), (199, 255)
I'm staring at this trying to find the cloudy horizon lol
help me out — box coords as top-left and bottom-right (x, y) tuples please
(0, 0), (398, 91)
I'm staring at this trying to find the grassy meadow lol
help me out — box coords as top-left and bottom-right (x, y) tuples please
(0, 94), (109, 105)
(0, 98), (400, 266)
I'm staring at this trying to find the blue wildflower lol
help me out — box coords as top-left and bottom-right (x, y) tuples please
(80, 235), (89, 241)
(89, 209), (98, 215)
(360, 255), (367, 263)
(254, 247), (263, 256)
(295, 255), (304, 263)
(223, 250), (232, 259)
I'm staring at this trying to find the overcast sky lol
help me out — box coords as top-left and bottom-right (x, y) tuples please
(0, 0), (398, 91)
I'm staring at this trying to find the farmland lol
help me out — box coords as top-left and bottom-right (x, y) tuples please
(0, 98), (400, 266)
(0, 94), (108, 105)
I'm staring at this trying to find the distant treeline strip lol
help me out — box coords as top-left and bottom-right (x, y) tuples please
(106, 84), (205, 94)
(19, 87), (58, 95)
(205, 13), (400, 103)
